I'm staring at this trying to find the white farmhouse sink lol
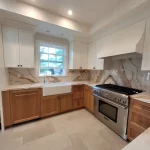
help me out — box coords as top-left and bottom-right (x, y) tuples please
(42, 82), (72, 96)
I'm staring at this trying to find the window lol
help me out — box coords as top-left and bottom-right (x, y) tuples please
(39, 44), (65, 76)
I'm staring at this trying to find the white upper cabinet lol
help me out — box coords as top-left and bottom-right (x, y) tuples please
(69, 41), (88, 69)
(2, 26), (34, 68)
(141, 18), (150, 70)
(2, 26), (20, 67)
(87, 41), (104, 70)
(19, 29), (34, 68)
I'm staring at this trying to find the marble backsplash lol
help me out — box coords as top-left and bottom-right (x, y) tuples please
(8, 68), (90, 85)
(8, 57), (150, 92)
(90, 57), (150, 92)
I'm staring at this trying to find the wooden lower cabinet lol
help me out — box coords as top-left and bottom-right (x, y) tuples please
(41, 95), (59, 117)
(60, 94), (73, 112)
(41, 93), (73, 117)
(10, 89), (41, 124)
(127, 99), (150, 141)
(2, 91), (11, 127)
(84, 85), (94, 113)
(72, 85), (84, 109)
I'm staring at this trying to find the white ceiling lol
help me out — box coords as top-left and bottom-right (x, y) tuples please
(17, 0), (122, 26)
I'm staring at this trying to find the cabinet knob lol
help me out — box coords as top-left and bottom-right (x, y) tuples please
(79, 67), (82, 69)
(93, 67), (96, 69)
(18, 65), (19, 67)
(20, 65), (22, 67)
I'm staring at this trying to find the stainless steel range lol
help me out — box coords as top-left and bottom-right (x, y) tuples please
(93, 84), (142, 140)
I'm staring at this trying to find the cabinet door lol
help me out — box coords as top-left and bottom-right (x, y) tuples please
(72, 85), (84, 99)
(2, 26), (20, 67)
(10, 89), (40, 124)
(19, 29), (34, 68)
(41, 95), (59, 117)
(60, 94), (72, 112)
(88, 42), (94, 69)
(141, 18), (150, 70)
(79, 43), (88, 69)
(72, 41), (88, 69)
(73, 98), (84, 109)
(84, 85), (94, 113)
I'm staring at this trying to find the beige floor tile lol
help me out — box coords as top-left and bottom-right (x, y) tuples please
(81, 128), (112, 150)
(98, 127), (128, 150)
(0, 109), (128, 150)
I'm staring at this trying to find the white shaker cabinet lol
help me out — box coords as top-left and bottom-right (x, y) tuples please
(2, 26), (20, 67)
(87, 41), (104, 70)
(69, 41), (88, 69)
(141, 18), (150, 70)
(19, 29), (34, 68)
(2, 26), (34, 68)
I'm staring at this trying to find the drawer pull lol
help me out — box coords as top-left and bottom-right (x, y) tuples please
(15, 93), (36, 97)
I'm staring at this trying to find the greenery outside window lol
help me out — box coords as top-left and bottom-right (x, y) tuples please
(39, 44), (65, 76)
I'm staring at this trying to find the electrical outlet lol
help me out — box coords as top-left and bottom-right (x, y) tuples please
(147, 72), (150, 80)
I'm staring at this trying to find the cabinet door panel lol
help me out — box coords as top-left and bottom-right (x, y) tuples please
(60, 94), (72, 112)
(19, 29), (34, 68)
(41, 96), (59, 117)
(2, 26), (20, 67)
(73, 98), (83, 109)
(10, 89), (40, 124)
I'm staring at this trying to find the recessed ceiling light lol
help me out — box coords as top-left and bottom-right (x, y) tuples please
(68, 10), (73, 16)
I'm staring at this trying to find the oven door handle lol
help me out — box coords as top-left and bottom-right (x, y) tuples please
(94, 94), (128, 109)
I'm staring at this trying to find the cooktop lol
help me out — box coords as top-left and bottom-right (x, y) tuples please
(95, 84), (143, 95)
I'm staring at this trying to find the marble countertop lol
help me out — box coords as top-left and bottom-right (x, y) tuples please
(1, 81), (98, 91)
(130, 92), (150, 104)
(122, 127), (150, 150)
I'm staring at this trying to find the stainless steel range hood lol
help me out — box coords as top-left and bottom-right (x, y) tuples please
(97, 20), (146, 59)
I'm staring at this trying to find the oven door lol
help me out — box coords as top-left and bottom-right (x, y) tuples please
(94, 94), (128, 140)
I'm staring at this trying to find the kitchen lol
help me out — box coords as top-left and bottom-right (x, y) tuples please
(0, 0), (150, 150)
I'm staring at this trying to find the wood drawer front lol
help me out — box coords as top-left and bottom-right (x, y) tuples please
(84, 85), (93, 92)
(130, 109), (150, 129)
(131, 99), (150, 112)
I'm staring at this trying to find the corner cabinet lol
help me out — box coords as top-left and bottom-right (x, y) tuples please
(69, 41), (88, 69)
(2, 26), (34, 68)
(87, 41), (104, 70)
(127, 99), (150, 141)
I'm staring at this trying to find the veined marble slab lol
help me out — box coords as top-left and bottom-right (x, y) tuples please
(1, 81), (99, 91)
(130, 92), (150, 104)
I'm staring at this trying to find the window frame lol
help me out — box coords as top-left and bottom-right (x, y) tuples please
(36, 40), (68, 77)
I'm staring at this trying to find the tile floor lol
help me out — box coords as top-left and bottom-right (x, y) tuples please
(0, 109), (128, 150)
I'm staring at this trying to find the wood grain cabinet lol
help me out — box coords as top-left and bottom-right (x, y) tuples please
(127, 99), (150, 141)
(41, 95), (59, 117)
(10, 89), (41, 124)
(84, 85), (94, 113)
(72, 85), (84, 109)
(60, 94), (73, 112)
